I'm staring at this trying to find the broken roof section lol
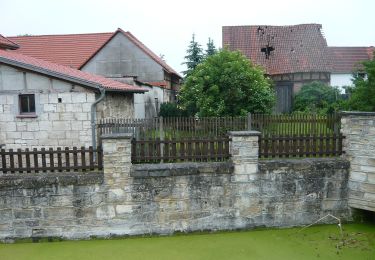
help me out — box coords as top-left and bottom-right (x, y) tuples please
(222, 24), (332, 75)
(329, 46), (374, 73)
(0, 49), (146, 93)
(8, 28), (181, 78)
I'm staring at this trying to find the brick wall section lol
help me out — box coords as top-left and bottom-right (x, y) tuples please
(0, 92), (94, 149)
(341, 112), (375, 212)
(0, 132), (351, 241)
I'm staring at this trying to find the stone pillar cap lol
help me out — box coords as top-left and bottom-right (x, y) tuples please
(101, 133), (133, 139)
(228, 131), (261, 136)
(340, 111), (375, 117)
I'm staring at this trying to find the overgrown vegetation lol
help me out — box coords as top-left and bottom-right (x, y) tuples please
(179, 49), (275, 117)
(293, 81), (346, 114)
(348, 56), (375, 111)
(158, 103), (188, 117)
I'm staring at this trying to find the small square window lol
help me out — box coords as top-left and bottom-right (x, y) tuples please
(19, 94), (35, 114)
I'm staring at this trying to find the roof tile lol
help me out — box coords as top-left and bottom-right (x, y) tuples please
(222, 24), (332, 75)
(0, 49), (146, 93)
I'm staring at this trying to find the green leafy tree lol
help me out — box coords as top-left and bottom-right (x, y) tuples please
(348, 56), (375, 111)
(205, 38), (217, 57)
(178, 49), (275, 117)
(159, 102), (188, 117)
(182, 34), (204, 77)
(293, 81), (344, 114)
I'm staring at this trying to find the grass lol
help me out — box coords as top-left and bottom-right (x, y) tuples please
(1, 223), (374, 260)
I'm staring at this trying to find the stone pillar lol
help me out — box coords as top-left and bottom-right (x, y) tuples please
(100, 133), (133, 220)
(228, 131), (261, 181)
(341, 112), (375, 212)
(101, 133), (133, 184)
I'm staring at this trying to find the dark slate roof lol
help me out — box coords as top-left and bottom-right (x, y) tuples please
(222, 24), (332, 75)
(329, 46), (374, 73)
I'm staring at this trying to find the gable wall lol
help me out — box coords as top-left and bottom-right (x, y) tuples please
(0, 64), (95, 149)
(81, 33), (164, 83)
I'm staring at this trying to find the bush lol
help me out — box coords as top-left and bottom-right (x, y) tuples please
(158, 102), (188, 117)
(293, 82), (346, 114)
(178, 49), (275, 117)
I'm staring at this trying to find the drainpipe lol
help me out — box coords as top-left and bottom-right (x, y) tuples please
(91, 88), (106, 150)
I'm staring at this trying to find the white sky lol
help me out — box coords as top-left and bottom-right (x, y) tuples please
(1, 0), (374, 74)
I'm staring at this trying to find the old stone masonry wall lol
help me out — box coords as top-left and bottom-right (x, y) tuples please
(0, 132), (351, 241)
(0, 92), (94, 149)
(341, 112), (375, 212)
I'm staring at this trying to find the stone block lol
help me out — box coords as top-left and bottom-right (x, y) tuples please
(14, 209), (34, 219)
(96, 205), (116, 219)
(44, 104), (56, 112)
(116, 205), (133, 215)
(72, 93), (87, 103)
(350, 171), (368, 182)
(57, 93), (72, 103)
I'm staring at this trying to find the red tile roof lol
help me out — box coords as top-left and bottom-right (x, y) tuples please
(0, 34), (19, 50)
(329, 46), (374, 73)
(0, 49), (146, 93)
(7, 32), (113, 69)
(222, 24), (332, 75)
(8, 29), (181, 77)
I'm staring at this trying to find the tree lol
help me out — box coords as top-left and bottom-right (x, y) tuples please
(182, 34), (204, 77)
(293, 81), (344, 114)
(178, 49), (275, 117)
(348, 55), (375, 111)
(205, 38), (217, 57)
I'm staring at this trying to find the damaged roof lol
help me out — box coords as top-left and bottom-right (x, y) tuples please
(222, 24), (332, 75)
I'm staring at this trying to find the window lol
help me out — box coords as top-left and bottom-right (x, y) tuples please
(19, 94), (35, 114)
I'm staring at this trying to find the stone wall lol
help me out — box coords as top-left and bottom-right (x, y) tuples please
(96, 92), (134, 119)
(0, 91), (94, 149)
(0, 63), (136, 149)
(341, 112), (375, 212)
(0, 132), (351, 241)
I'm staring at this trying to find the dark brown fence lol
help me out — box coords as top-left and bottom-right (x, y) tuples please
(97, 116), (249, 140)
(0, 146), (103, 173)
(251, 113), (341, 135)
(259, 134), (345, 158)
(131, 137), (231, 163)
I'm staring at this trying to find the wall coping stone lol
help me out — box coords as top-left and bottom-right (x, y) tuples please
(228, 131), (261, 136)
(101, 133), (133, 139)
(131, 162), (233, 178)
(340, 111), (375, 117)
(0, 172), (103, 189)
(259, 158), (350, 171)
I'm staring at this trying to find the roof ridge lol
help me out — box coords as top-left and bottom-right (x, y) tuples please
(7, 32), (114, 38)
(223, 23), (322, 28)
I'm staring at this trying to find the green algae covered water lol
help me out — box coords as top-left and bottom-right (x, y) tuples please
(1, 223), (374, 260)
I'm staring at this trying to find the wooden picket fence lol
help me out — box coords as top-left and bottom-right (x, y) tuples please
(0, 146), (103, 173)
(259, 133), (345, 158)
(131, 136), (231, 163)
(251, 113), (340, 135)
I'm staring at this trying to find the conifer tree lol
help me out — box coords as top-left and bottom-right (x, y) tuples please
(205, 37), (217, 57)
(182, 34), (204, 77)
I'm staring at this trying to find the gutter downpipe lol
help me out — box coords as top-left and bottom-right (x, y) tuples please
(91, 87), (106, 157)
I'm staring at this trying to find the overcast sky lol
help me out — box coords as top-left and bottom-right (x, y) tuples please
(1, 0), (374, 74)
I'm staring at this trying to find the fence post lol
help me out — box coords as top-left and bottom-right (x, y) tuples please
(159, 116), (164, 163)
(247, 113), (252, 130)
(228, 131), (261, 182)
